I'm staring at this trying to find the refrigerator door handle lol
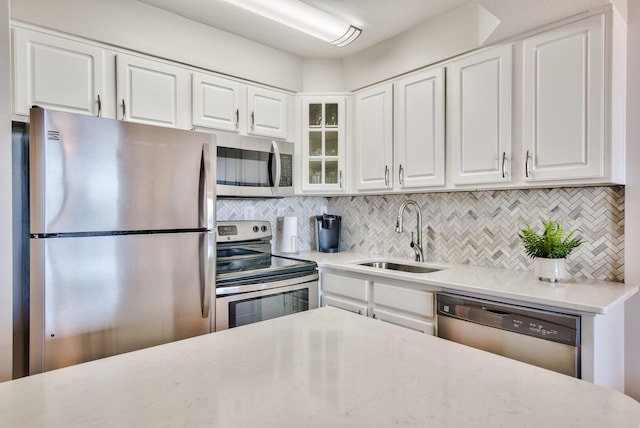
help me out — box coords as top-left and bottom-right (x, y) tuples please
(271, 140), (281, 196)
(201, 231), (214, 318)
(201, 143), (214, 230)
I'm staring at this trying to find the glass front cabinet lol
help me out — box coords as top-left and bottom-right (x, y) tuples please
(301, 96), (346, 192)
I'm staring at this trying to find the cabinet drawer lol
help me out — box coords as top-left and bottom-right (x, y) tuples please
(373, 283), (434, 318)
(321, 273), (368, 301)
(322, 295), (367, 316)
(373, 308), (435, 335)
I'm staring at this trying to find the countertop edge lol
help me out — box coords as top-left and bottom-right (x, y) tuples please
(283, 251), (639, 315)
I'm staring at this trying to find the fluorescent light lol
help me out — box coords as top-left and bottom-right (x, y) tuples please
(223, 0), (362, 47)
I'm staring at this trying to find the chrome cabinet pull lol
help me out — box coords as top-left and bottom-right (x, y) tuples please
(121, 99), (126, 120)
(501, 152), (507, 179)
(399, 164), (404, 185)
(525, 150), (531, 178)
(96, 94), (102, 117)
(250, 111), (255, 131)
(339, 170), (343, 189)
(235, 108), (239, 128)
(384, 165), (389, 186)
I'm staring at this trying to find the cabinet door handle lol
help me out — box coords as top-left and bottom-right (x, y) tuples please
(121, 99), (126, 120)
(235, 108), (239, 129)
(384, 165), (389, 187)
(525, 150), (531, 178)
(250, 111), (255, 131)
(96, 94), (102, 117)
(501, 152), (507, 179)
(373, 313), (377, 319)
(339, 170), (343, 189)
(399, 164), (404, 185)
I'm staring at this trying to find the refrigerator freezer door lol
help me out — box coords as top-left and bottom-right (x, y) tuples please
(29, 232), (213, 373)
(29, 108), (215, 234)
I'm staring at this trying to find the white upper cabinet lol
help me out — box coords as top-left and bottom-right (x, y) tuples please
(192, 72), (240, 132)
(13, 27), (114, 118)
(301, 96), (346, 193)
(247, 85), (288, 140)
(192, 75), (291, 139)
(394, 67), (445, 189)
(522, 13), (624, 184)
(116, 53), (190, 129)
(354, 83), (394, 191)
(448, 44), (513, 185)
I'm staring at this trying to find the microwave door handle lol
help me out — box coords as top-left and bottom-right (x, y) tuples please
(200, 143), (214, 230)
(271, 140), (281, 195)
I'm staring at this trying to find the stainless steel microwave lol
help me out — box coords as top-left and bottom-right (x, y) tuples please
(216, 134), (294, 198)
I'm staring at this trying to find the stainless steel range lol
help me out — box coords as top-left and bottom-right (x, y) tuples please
(215, 220), (318, 331)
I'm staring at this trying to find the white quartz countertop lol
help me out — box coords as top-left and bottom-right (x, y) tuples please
(284, 251), (638, 314)
(1, 307), (638, 427)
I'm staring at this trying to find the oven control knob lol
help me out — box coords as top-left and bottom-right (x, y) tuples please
(261, 225), (267, 232)
(253, 226), (259, 233)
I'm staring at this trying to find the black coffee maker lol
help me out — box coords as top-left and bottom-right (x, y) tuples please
(315, 214), (341, 253)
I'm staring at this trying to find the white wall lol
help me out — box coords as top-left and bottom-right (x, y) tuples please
(624, 0), (640, 402)
(302, 59), (345, 92)
(342, 2), (485, 90)
(9, 0), (303, 91)
(0, 0), (12, 382)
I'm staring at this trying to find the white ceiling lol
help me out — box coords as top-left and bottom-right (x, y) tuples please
(138, 0), (611, 59)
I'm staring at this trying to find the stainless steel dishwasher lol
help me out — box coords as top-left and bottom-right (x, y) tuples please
(437, 293), (580, 377)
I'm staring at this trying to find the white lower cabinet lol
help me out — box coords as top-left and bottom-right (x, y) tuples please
(372, 308), (435, 335)
(372, 282), (436, 335)
(322, 295), (368, 316)
(319, 269), (437, 335)
(320, 271), (368, 316)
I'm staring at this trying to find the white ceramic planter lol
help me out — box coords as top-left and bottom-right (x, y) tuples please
(534, 257), (568, 282)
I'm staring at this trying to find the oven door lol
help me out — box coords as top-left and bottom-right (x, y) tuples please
(215, 274), (318, 331)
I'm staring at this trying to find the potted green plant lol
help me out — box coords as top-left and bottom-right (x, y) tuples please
(519, 220), (583, 282)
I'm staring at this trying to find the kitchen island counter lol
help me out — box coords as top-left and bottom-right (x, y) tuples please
(1, 307), (639, 427)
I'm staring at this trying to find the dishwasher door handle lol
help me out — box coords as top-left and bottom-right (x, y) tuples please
(481, 306), (510, 316)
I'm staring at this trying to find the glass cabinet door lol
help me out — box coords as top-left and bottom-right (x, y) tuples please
(302, 97), (346, 192)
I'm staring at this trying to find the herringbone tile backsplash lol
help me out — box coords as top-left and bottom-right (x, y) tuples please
(329, 187), (625, 282)
(217, 186), (625, 282)
(217, 197), (328, 253)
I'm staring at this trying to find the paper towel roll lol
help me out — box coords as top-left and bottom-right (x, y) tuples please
(280, 216), (298, 253)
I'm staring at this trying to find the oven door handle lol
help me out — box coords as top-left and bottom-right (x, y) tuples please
(201, 231), (214, 318)
(216, 272), (318, 296)
(271, 140), (281, 196)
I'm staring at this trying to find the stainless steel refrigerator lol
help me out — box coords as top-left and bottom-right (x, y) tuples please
(28, 107), (215, 374)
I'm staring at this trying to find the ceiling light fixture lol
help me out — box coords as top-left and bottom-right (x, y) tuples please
(222, 0), (362, 47)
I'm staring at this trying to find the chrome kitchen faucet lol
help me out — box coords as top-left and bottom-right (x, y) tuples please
(396, 200), (424, 262)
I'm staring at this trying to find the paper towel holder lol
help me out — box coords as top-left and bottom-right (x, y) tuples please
(279, 216), (298, 254)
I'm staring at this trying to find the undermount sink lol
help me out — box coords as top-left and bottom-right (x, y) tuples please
(356, 260), (442, 274)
